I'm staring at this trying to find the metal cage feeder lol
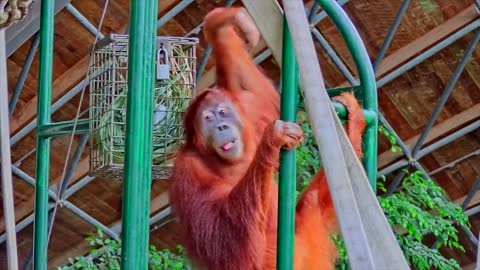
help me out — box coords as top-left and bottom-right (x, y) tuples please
(88, 34), (198, 180)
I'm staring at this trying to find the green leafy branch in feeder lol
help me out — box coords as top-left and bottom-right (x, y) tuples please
(97, 44), (194, 166)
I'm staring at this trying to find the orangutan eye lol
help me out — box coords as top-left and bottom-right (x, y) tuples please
(204, 114), (214, 121)
(218, 109), (226, 115)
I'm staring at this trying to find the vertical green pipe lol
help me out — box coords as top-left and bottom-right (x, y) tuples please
(33, 0), (55, 269)
(276, 17), (299, 270)
(316, 0), (378, 191)
(120, 0), (158, 268)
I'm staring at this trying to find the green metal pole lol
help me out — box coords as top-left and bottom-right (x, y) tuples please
(120, 0), (158, 268)
(316, 0), (378, 191)
(276, 17), (299, 270)
(33, 0), (55, 268)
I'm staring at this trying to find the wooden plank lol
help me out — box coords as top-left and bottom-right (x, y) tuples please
(241, 0), (284, 65)
(9, 56), (89, 136)
(109, 191), (170, 232)
(375, 4), (478, 79)
(453, 189), (480, 210)
(378, 104), (480, 169)
(0, 29), (19, 270)
(336, 4), (478, 88)
(283, 1), (404, 267)
(5, 0), (72, 57)
(462, 263), (477, 270)
(0, 195), (34, 233)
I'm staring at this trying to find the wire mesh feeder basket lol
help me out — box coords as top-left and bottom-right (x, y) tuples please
(89, 34), (198, 180)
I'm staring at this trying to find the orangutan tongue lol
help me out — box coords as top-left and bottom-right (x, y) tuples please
(221, 141), (234, 151)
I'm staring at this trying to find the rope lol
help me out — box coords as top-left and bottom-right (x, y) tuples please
(0, 0), (33, 29)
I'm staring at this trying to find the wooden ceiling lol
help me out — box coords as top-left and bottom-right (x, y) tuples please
(1, 0), (480, 268)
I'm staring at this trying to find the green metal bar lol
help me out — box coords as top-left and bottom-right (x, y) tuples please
(298, 101), (376, 126)
(119, 0), (158, 268)
(326, 86), (363, 102)
(33, 0), (55, 268)
(316, 0), (378, 191)
(37, 119), (89, 138)
(276, 17), (299, 270)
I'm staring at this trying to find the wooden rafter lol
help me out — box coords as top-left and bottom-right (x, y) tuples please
(375, 4), (478, 80)
(378, 104), (480, 169)
(337, 4), (478, 88)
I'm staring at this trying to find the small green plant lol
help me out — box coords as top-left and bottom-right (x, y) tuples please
(331, 235), (350, 270)
(377, 174), (387, 193)
(296, 112), (323, 202)
(380, 170), (468, 270)
(378, 125), (403, 153)
(57, 228), (189, 270)
(295, 112), (469, 270)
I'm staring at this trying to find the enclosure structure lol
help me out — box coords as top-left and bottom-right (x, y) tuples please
(0, 0), (480, 269)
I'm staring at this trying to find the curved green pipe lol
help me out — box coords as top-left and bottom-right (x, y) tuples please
(316, 0), (379, 191)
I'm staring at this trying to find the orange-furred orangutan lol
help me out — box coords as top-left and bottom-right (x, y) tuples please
(169, 7), (366, 270)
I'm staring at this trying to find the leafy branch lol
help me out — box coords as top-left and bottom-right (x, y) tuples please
(378, 125), (403, 153)
(58, 228), (189, 270)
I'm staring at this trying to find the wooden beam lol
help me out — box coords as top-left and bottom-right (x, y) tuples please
(375, 5), (478, 80)
(378, 104), (480, 169)
(241, 0), (283, 65)
(462, 263), (477, 270)
(0, 192), (34, 233)
(453, 184), (480, 212)
(337, 4), (478, 88)
(5, 0), (72, 57)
